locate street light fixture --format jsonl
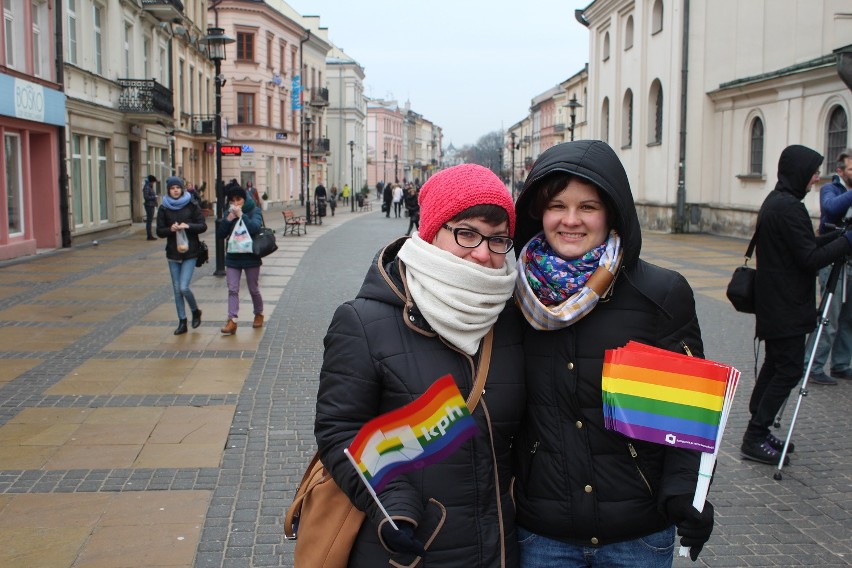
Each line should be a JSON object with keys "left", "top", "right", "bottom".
{"left": 348, "top": 140, "right": 355, "bottom": 212}
{"left": 200, "top": 26, "right": 235, "bottom": 277}
{"left": 393, "top": 154, "right": 398, "bottom": 183}
{"left": 303, "top": 116, "right": 315, "bottom": 223}
{"left": 382, "top": 149, "right": 387, "bottom": 186}
{"left": 566, "top": 95, "right": 582, "bottom": 142}
{"left": 509, "top": 132, "right": 517, "bottom": 200}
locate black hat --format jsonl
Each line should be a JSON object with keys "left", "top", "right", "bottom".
{"left": 147, "top": 175, "right": 158, "bottom": 183}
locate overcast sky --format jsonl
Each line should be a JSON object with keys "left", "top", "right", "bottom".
{"left": 286, "top": 1, "right": 591, "bottom": 147}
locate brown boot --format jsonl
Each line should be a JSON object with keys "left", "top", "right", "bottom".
{"left": 252, "top": 314, "right": 264, "bottom": 328}
{"left": 220, "top": 319, "right": 237, "bottom": 335}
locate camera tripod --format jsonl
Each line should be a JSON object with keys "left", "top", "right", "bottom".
{"left": 773, "top": 254, "right": 846, "bottom": 480}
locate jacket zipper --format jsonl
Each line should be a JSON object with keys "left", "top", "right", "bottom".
{"left": 680, "top": 341, "right": 693, "bottom": 357}
{"left": 627, "top": 443, "right": 653, "bottom": 495}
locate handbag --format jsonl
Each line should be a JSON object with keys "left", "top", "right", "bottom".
{"left": 252, "top": 227, "right": 278, "bottom": 257}
{"left": 726, "top": 226, "right": 758, "bottom": 314}
{"left": 226, "top": 217, "right": 253, "bottom": 254}
{"left": 195, "top": 241, "right": 209, "bottom": 267}
{"left": 284, "top": 329, "right": 495, "bottom": 568}
{"left": 381, "top": 202, "right": 389, "bottom": 213}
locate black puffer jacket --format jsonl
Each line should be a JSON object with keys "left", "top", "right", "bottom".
{"left": 512, "top": 140, "right": 704, "bottom": 545}
{"left": 155, "top": 200, "right": 206, "bottom": 261}
{"left": 315, "top": 237, "right": 524, "bottom": 567}
{"left": 754, "top": 145, "right": 850, "bottom": 340}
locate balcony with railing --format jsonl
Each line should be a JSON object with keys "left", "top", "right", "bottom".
{"left": 117, "top": 79, "right": 174, "bottom": 121}
{"left": 309, "top": 138, "right": 330, "bottom": 156}
{"left": 141, "top": 0, "right": 184, "bottom": 22}
{"left": 308, "top": 87, "right": 329, "bottom": 107}
{"left": 554, "top": 123, "right": 566, "bottom": 132}
{"left": 191, "top": 115, "right": 215, "bottom": 136}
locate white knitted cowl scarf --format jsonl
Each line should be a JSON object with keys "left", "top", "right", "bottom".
{"left": 396, "top": 233, "right": 517, "bottom": 355}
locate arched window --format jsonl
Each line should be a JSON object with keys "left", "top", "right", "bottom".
{"left": 750, "top": 117, "right": 764, "bottom": 175}
{"left": 622, "top": 89, "right": 633, "bottom": 148}
{"left": 601, "top": 97, "right": 610, "bottom": 143}
{"left": 652, "top": 0, "right": 664, "bottom": 34}
{"left": 603, "top": 32, "right": 610, "bottom": 61}
{"left": 648, "top": 80, "right": 663, "bottom": 144}
{"left": 625, "top": 15, "right": 634, "bottom": 50}
{"left": 827, "top": 106, "right": 849, "bottom": 172}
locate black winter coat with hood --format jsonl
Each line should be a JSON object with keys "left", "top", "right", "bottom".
{"left": 155, "top": 199, "right": 207, "bottom": 261}
{"left": 754, "top": 145, "right": 851, "bottom": 340}
{"left": 315, "top": 237, "right": 525, "bottom": 567}
{"left": 512, "top": 140, "right": 705, "bottom": 546}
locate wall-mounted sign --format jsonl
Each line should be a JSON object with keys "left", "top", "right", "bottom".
{"left": 241, "top": 145, "right": 255, "bottom": 153}
{"left": 275, "top": 132, "right": 287, "bottom": 140}
{"left": 220, "top": 145, "right": 242, "bottom": 156}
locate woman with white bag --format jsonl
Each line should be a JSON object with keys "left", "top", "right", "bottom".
{"left": 216, "top": 182, "right": 265, "bottom": 335}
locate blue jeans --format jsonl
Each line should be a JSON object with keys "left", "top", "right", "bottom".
{"left": 805, "top": 263, "right": 852, "bottom": 374}
{"left": 168, "top": 259, "right": 198, "bottom": 320}
{"left": 518, "top": 525, "right": 676, "bottom": 568}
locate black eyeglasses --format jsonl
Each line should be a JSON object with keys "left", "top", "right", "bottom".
{"left": 441, "top": 224, "right": 514, "bottom": 254}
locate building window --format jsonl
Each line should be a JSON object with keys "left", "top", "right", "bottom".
{"left": 601, "top": 97, "right": 610, "bottom": 143}
{"left": 97, "top": 138, "right": 108, "bottom": 221}
{"left": 67, "top": 0, "right": 77, "bottom": 64}
{"left": 71, "top": 135, "right": 83, "bottom": 226}
{"left": 266, "top": 35, "right": 273, "bottom": 69}
{"left": 750, "top": 117, "right": 764, "bottom": 175}
{"left": 267, "top": 95, "right": 272, "bottom": 126}
{"left": 124, "top": 23, "right": 131, "bottom": 77}
{"left": 93, "top": 5, "right": 103, "bottom": 74}
{"left": 237, "top": 32, "right": 254, "bottom": 61}
{"left": 178, "top": 60, "right": 185, "bottom": 110}
{"left": 5, "top": 133, "right": 23, "bottom": 235}
{"left": 625, "top": 15, "right": 634, "bottom": 50}
{"left": 32, "top": 1, "right": 49, "bottom": 77}
{"left": 603, "top": 31, "right": 610, "bottom": 61}
{"left": 827, "top": 106, "right": 848, "bottom": 173}
{"left": 652, "top": 0, "right": 664, "bottom": 34}
{"left": 622, "top": 89, "right": 633, "bottom": 148}
{"left": 143, "top": 37, "right": 150, "bottom": 79}
{"left": 70, "top": 134, "right": 111, "bottom": 228}
{"left": 4, "top": 0, "right": 15, "bottom": 68}
{"left": 648, "top": 80, "right": 663, "bottom": 144}
{"left": 237, "top": 93, "right": 255, "bottom": 124}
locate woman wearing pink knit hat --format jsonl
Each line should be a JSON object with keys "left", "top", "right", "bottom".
{"left": 314, "top": 163, "right": 525, "bottom": 566}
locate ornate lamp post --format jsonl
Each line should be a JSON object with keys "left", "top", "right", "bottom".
{"left": 348, "top": 140, "right": 356, "bottom": 212}
{"left": 566, "top": 95, "right": 582, "bottom": 142}
{"left": 382, "top": 149, "right": 387, "bottom": 186}
{"left": 201, "top": 27, "right": 235, "bottom": 277}
{"left": 509, "top": 132, "right": 517, "bottom": 200}
{"left": 393, "top": 154, "right": 398, "bottom": 183}
{"left": 303, "top": 116, "right": 314, "bottom": 223}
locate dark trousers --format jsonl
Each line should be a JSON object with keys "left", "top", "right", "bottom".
{"left": 384, "top": 201, "right": 392, "bottom": 217}
{"left": 394, "top": 202, "right": 402, "bottom": 218}
{"left": 145, "top": 204, "right": 155, "bottom": 237}
{"left": 745, "top": 335, "right": 805, "bottom": 442}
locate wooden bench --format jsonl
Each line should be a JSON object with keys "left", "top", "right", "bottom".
{"left": 282, "top": 210, "right": 305, "bottom": 236}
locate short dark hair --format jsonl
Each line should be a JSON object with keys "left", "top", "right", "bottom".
{"left": 449, "top": 204, "right": 509, "bottom": 228}
{"left": 837, "top": 149, "right": 852, "bottom": 170}
{"left": 528, "top": 172, "right": 617, "bottom": 231}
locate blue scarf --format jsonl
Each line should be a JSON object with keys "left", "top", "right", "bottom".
{"left": 162, "top": 192, "right": 191, "bottom": 210}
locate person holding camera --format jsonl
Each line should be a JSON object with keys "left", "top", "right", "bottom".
{"left": 805, "top": 149, "right": 852, "bottom": 385}
{"left": 742, "top": 145, "right": 852, "bottom": 465}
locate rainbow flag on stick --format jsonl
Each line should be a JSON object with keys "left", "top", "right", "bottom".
{"left": 344, "top": 374, "right": 478, "bottom": 495}
{"left": 601, "top": 341, "right": 740, "bottom": 558}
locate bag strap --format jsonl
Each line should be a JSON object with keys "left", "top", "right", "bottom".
{"left": 284, "top": 452, "right": 323, "bottom": 538}
{"left": 744, "top": 221, "right": 759, "bottom": 261}
{"left": 466, "top": 328, "right": 493, "bottom": 413}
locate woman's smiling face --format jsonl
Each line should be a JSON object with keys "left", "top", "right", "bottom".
{"left": 541, "top": 178, "right": 609, "bottom": 260}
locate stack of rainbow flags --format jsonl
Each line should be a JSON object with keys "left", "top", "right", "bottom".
{"left": 601, "top": 341, "right": 740, "bottom": 557}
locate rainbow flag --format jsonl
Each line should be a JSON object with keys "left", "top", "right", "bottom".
{"left": 602, "top": 341, "right": 739, "bottom": 453}
{"left": 345, "top": 374, "right": 478, "bottom": 493}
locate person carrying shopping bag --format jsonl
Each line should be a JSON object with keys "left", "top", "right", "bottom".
{"left": 216, "top": 183, "right": 265, "bottom": 335}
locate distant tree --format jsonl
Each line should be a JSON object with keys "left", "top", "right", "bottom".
{"left": 455, "top": 130, "right": 505, "bottom": 179}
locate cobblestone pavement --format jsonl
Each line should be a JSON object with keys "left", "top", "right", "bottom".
{"left": 0, "top": 203, "right": 849, "bottom": 567}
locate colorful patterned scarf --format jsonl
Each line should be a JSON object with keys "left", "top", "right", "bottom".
{"left": 515, "top": 231, "right": 623, "bottom": 330}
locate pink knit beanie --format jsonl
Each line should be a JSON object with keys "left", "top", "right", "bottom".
{"left": 418, "top": 163, "right": 515, "bottom": 243}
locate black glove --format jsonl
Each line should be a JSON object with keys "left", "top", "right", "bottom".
{"left": 666, "top": 495, "right": 714, "bottom": 562}
{"left": 380, "top": 520, "right": 426, "bottom": 557}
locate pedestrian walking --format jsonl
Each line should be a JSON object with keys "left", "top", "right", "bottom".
{"left": 392, "top": 183, "right": 404, "bottom": 218}
{"left": 143, "top": 175, "right": 158, "bottom": 240}
{"left": 743, "top": 144, "right": 852, "bottom": 464}
{"left": 155, "top": 176, "right": 206, "bottom": 335}
{"left": 315, "top": 163, "right": 523, "bottom": 567}
{"left": 329, "top": 186, "right": 338, "bottom": 216}
{"left": 404, "top": 185, "right": 420, "bottom": 236}
{"left": 216, "top": 183, "right": 265, "bottom": 335}
{"left": 342, "top": 183, "right": 351, "bottom": 206}
{"left": 512, "top": 140, "right": 713, "bottom": 565}
{"left": 383, "top": 183, "right": 393, "bottom": 217}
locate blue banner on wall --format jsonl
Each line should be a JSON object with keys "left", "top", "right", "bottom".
{"left": 0, "top": 76, "right": 65, "bottom": 126}
{"left": 292, "top": 75, "right": 302, "bottom": 110}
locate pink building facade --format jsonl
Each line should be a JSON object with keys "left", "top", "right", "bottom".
{"left": 367, "top": 102, "right": 404, "bottom": 188}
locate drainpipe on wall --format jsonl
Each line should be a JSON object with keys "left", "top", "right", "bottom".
{"left": 674, "top": 0, "right": 690, "bottom": 233}
{"left": 299, "top": 30, "right": 311, "bottom": 207}
{"left": 55, "top": 0, "right": 71, "bottom": 247}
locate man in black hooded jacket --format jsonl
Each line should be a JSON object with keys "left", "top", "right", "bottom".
{"left": 743, "top": 144, "right": 852, "bottom": 465}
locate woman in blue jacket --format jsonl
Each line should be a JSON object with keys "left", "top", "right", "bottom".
{"left": 216, "top": 184, "right": 265, "bottom": 334}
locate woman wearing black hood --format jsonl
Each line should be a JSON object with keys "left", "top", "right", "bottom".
{"left": 743, "top": 144, "right": 852, "bottom": 465}
{"left": 512, "top": 140, "right": 713, "bottom": 566}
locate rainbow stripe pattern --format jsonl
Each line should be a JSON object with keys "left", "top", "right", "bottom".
{"left": 602, "top": 341, "right": 740, "bottom": 453}
{"left": 346, "top": 374, "right": 478, "bottom": 493}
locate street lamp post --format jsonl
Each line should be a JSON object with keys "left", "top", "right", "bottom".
{"left": 382, "top": 149, "right": 387, "bottom": 186}
{"left": 303, "top": 116, "right": 314, "bottom": 223}
{"left": 348, "top": 140, "right": 355, "bottom": 212}
{"left": 393, "top": 154, "right": 398, "bottom": 183}
{"left": 566, "top": 95, "right": 582, "bottom": 142}
{"left": 201, "top": 27, "right": 235, "bottom": 277}
{"left": 510, "top": 132, "right": 517, "bottom": 200}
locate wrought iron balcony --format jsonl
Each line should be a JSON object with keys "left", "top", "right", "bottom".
{"left": 308, "top": 87, "right": 329, "bottom": 107}
{"left": 309, "top": 138, "right": 330, "bottom": 156}
{"left": 191, "top": 114, "right": 215, "bottom": 136}
{"left": 141, "top": 0, "right": 184, "bottom": 22}
{"left": 554, "top": 123, "right": 566, "bottom": 132}
{"left": 117, "top": 79, "right": 174, "bottom": 120}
